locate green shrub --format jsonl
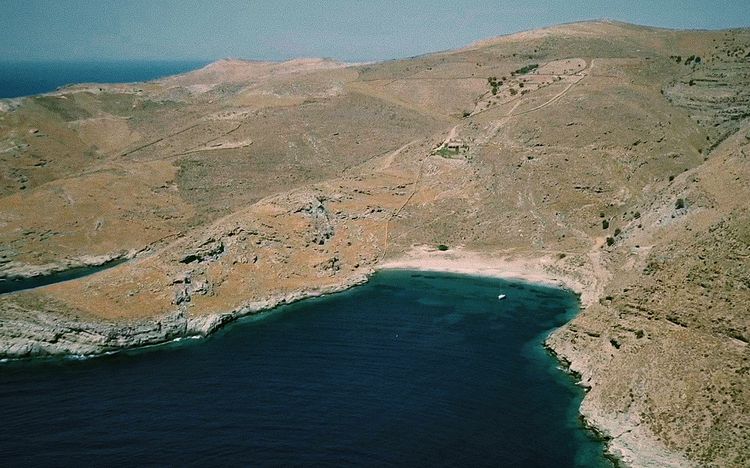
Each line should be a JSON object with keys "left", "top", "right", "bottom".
{"left": 514, "top": 64, "right": 539, "bottom": 75}
{"left": 675, "top": 198, "right": 685, "bottom": 209}
{"left": 602, "top": 219, "right": 609, "bottom": 229}
{"left": 437, "top": 244, "right": 449, "bottom": 251}
{"left": 606, "top": 237, "right": 615, "bottom": 246}
{"left": 614, "top": 228, "right": 622, "bottom": 236}
{"left": 435, "top": 147, "right": 459, "bottom": 157}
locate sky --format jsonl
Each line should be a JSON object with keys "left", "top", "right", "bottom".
{"left": 1, "top": 0, "right": 748, "bottom": 62}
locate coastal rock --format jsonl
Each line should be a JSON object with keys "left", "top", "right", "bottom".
{"left": 173, "top": 287, "right": 190, "bottom": 305}
{"left": 295, "top": 196, "right": 334, "bottom": 245}
{"left": 0, "top": 302, "right": 188, "bottom": 358}
{"left": 0, "top": 271, "right": 372, "bottom": 359}
{"left": 0, "top": 251, "right": 134, "bottom": 281}
{"left": 180, "top": 238, "right": 224, "bottom": 264}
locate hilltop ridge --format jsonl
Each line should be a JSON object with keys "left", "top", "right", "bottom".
{"left": 160, "top": 56, "right": 349, "bottom": 89}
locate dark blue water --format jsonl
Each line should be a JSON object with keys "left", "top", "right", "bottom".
{"left": 0, "top": 258, "right": 128, "bottom": 295}
{"left": 0, "top": 271, "right": 609, "bottom": 467}
{"left": 0, "top": 60, "right": 210, "bottom": 98}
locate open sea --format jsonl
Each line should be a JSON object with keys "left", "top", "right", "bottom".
{"left": 0, "top": 270, "right": 610, "bottom": 466}
{"left": 0, "top": 60, "right": 210, "bottom": 98}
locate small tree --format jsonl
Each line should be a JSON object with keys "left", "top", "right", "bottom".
{"left": 675, "top": 198, "right": 685, "bottom": 209}
{"left": 602, "top": 219, "right": 610, "bottom": 229}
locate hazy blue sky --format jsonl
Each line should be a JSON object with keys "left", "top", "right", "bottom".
{"left": 1, "top": 1, "right": 747, "bottom": 62}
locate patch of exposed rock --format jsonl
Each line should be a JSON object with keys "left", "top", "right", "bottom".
{"left": 0, "top": 251, "right": 135, "bottom": 281}
{"left": 0, "top": 271, "right": 370, "bottom": 359}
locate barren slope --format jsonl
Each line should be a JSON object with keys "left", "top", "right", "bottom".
{"left": 0, "top": 21, "right": 748, "bottom": 467}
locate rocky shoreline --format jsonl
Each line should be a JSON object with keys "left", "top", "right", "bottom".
{"left": 0, "top": 251, "right": 673, "bottom": 467}
{"left": 0, "top": 251, "right": 136, "bottom": 282}
{"left": 543, "top": 341, "right": 691, "bottom": 468}
{"left": 0, "top": 269, "right": 370, "bottom": 360}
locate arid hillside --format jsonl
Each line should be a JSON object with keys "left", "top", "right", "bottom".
{"left": 0, "top": 21, "right": 748, "bottom": 467}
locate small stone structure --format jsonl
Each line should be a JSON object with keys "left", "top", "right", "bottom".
{"left": 435, "top": 139, "right": 469, "bottom": 155}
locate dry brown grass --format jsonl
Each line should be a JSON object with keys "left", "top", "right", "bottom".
{"left": 1, "top": 20, "right": 748, "bottom": 466}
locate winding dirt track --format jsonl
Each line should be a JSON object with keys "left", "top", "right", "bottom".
{"left": 380, "top": 60, "right": 591, "bottom": 259}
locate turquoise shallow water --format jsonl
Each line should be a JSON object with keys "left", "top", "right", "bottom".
{"left": 0, "top": 270, "right": 610, "bottom": 466}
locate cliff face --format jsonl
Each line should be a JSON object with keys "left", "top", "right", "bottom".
{"left": 547, "top": 126, "right": 750, "bottom": 467}
{"left": 0, "top": 21, "right": 748, "bottom": 467}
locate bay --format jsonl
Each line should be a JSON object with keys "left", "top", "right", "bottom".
{"left": 0, "top": 270, "right": 610, "bottom": 467}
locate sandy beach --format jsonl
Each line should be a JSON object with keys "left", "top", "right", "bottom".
{"left": 378, "top": 245, "right": 589, "bottom": 300}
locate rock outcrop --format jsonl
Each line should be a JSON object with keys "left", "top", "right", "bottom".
{"left": 0, "top": 272, "right": 369, "bottom": 359}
